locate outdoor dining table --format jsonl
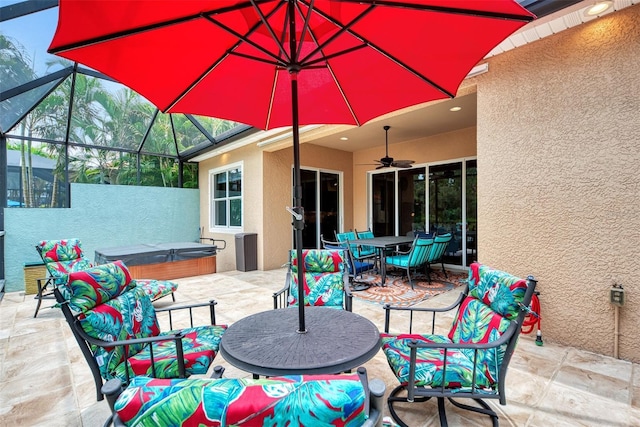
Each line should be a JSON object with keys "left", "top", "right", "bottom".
{"left": 351, "top": 235, "right": 416, "bottom": 285}
{"left": 219, "top": 306, "right": 381, "bottom": 377}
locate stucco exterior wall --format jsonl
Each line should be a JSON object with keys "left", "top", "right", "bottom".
{"left": 476, "top": 5, "right": 640, "bottom": 362}
{"left": 200, "top": 142, "right": 353, "bottom": 272}
{"left": 352, "top": 127, "right": 477, "bottom": 231}
{"left": 199, "top": 143, "right": 264, "bottom": 272}
{"left": 262, "top": 143, "right": 354, "bottom": 270}
{"left": 3, "top": 183, "right": 200, "bottom": 292}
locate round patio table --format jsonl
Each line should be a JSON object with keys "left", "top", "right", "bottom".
{"left": 219, "top": 306, "right": 381, "bottom": 377}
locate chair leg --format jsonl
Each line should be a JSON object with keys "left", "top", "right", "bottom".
{"left": 425, "top": 265, "right": 432, "bottom": 285}
{"left": 406, "top": 268, "right": 414, "bottom": 289}
{"left": 33, "top": 280, "right": 44, "bottom": 318}
{"left": 448, "top": 398, "right": 499, "bottom": 427}
{"left": 437, "top": 397, "right": 448, "bottom": 426}
{"left": 387, "top": 384, "right": 500, "bottom": 427}
{"left": 387, "top": 384, "right": 432, "bottom": 427}
{"left": 441, "top": 261, "right": 448, "bottom": 279}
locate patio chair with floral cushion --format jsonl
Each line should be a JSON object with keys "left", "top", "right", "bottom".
{"left": 34, "top": 238, "right": 178, "bottom": 317}
{"left": 53, "top": 260, "right": 227, "bottom": 401}
{"left": 273, "top": 249, "right": 353, "bottom": 311}
{"left": 380, "top": 262, "right": 537, "bottom": 426}
{"left": 101, "top": 367, "right": 385, "bottom": 427}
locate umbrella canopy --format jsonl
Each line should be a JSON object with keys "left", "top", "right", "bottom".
{"left": 49, "top": 0, "right": 534, "bottom": 332}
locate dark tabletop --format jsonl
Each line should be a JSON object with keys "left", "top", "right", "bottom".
{"left": 351, "top": 235, "right": 415, "bottom": 248}
{"left": 219, "top": 306, "right": 381, "bottom": 377}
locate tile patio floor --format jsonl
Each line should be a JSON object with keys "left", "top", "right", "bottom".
{"left": 1, "top": 268, "right": 639, "bottom": 426}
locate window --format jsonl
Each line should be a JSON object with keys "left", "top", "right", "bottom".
{"left": 209, "top": 164, "right": 242, "bottom": 231}
{"left": 369, "top": 158, "right": 477, "bottom": 266}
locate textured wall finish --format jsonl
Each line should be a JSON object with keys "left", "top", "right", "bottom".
{"left": 352, "top": 127, "right": 477, "bottom": 231}
{"left": 199, "top": 143, "right": 263, "bottom": 272}
{"left": 476, "top": 5, "right": 640, "bottom": 361}
{"left": 199, "top": 141, "right": 353, "bottom": 271}
{"left": 263, "top": 143, "right": 354, "bottom": 270}
{"left": 4, "top": 183, "right": 200, "bottom": 292}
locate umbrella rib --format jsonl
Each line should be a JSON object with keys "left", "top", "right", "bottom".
{"left": 306, "top": 3, "right": 455, "bottom": 98}
{"left": 165, "top": 4, "right": 286, "bottom": 111}
{"left": 48, "top": 1, "right": 269, "bottom": 54}
{"left": 201, "top": 14, "right": 287, "bottom": 68}
{"left": 297, "top": 1, "right": 375, "bottom": 66}
{"left": 337, "top": 0, "right": 534, "bottom": 22}
{"left": 293, "top": 0, "right": 315, "bottom": 63}
{"left": 302, "top": 16, "right": 361, "bottom": 126}
{"left": 265, "top": 68, "right": 279, "bottom": 129}
{"left": 367, "top": 41, "right": 455, "bottom": 98}
{"left": 250, "top": 0, "right": 292, "bottom": 63}
{"left": 304, "top": 44, "right": 367, "bottom": 67}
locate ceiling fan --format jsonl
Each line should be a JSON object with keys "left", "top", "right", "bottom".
{"left": 372, "top": 125, "right": 415, "bottom": 169}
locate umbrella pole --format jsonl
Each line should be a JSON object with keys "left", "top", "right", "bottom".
{"left": 291, "top": 70, "right": 306, "bottom": 334}
{"left": 288, "top": 1, "right": 306, "bottom": 334}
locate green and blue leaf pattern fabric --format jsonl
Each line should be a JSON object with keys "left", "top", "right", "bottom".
{"left": 448, "top": 298, "right": 510, "bottom": 383}
{"left": 289, "top": 250, "right": 345, "bottom": 308}
{"left": 80, "top": 285, "right": 161, "bottom": 379}
{"left": 467, "top": 263, "right": 527, "bottom": 320}
{"left": 134, "top": 278, "right": 179, "bottom": 301}
{"left": 381, "top": 262, "right": 527, "bottom": 392}
{"left": 68, "top": 261, "right": 134, "bottom": 312}
{"left": 112, "top": 325, "right": 227, "bottom": 381}
{"left": 380, "top": 333, "right": 494, "bottom": 389}
{"left": 115, "top": 374, "right": 367, "bottom": 426}
{"left": 36, "top": 238, "right": 94, "bottom": 295}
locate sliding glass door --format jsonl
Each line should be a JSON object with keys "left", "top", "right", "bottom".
{"left": 369, "top": 159, "right": 477, "bottom": 266}
{"left": 371, "top": 172, "right": 396, "bottom": 236}
{"left": 298, "top": 168, "right": 341, "bottom": 249}
{"left": 398, "top": 168, "right": 427, "bottom": 236}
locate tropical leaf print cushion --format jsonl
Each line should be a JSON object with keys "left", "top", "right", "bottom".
{"left": 67, "top": 260, "right": 134, "bottom": 312}
{"left": 115, "top": 373, "right": 367, "bottom": 426}
{"left": 380, "top": 333, "right": 493, "bottom": 389}
{"left": 79, "top": 285, "right": 160, "bottom": 379}
{"left": 288, "top": 250, "right": 345, "bottom": 308}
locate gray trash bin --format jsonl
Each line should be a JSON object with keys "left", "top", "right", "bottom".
{"left": 235, "top": 233, "right": 257, "bottom": 271}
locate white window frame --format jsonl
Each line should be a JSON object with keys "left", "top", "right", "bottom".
{"left": 209, "top": 162, "right": 243, "bottom": 233}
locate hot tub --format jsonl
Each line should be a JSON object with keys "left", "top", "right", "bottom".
{"left": 95, "top": 242, "right": 217, "bottom": 280}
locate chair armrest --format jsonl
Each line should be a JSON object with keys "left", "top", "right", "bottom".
{"left": 155, "top": 300, "right": 219, "bottom": 328}
{"left": 74, "top": 319, "right": 185, "bottom": 348}
{"left": 408, "top": 321, "right": 519, "bottom": 351}
{"left": 389, "top": 248, "right": 411, "bottom": 256}
{"left": 273, "top": 285, "right": 289, "bottom": 309}
{"left": 383, "top": 288, "right": 468, "bottom": 334}
{"left": 343, "top": 273, "right": 354, "bottom": 312}
{"left": 72, "top": 320, "right": 189, "bottom": 381}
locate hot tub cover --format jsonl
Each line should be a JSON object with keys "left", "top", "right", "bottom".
{"left": 95, "top": 242, "right": 216, "bottom": 266}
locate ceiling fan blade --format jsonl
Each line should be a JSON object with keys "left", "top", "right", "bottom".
{"left": 393, "top": 160, "right": 415, "bottom": 165}
{"left": 392, "top": 162, "right": 413, "bottom": 169}
{"left": 376, "top": 164, "right": 388, "bottom": 170}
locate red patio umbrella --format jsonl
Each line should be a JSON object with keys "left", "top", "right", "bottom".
{"left": 49, "top": 0, "right": 534, "bottom": 333}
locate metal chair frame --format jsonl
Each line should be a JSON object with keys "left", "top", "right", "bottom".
{"left": 382, "top": 272, "right": 538, "bottom": 426}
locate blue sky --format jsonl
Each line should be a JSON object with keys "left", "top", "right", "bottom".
{"left": 1, "top": 5, "right": 63, "bottom": 76}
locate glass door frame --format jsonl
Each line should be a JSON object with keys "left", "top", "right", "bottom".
{"left": 367, "top": 156, "right": 476, "bottom": 266}
{"left": 295, "top": 166, "right": 344, "bottom": 249}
